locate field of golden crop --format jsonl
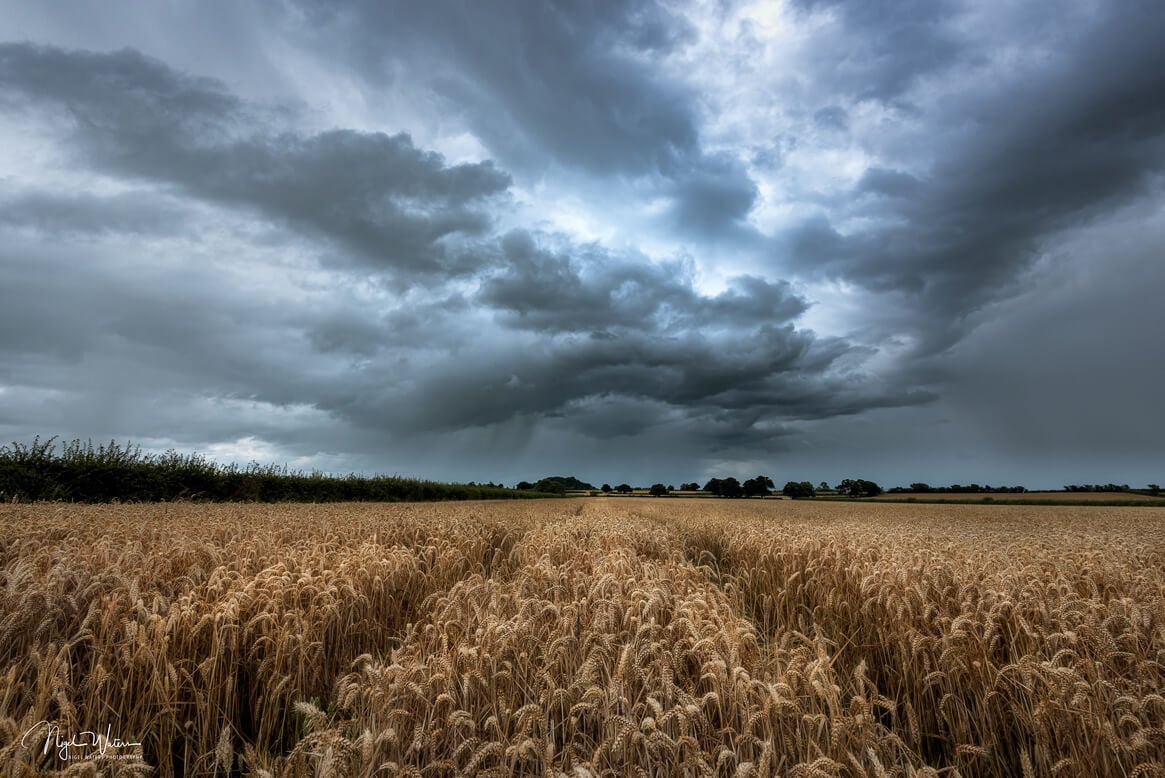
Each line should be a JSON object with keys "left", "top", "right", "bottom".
{"left": 2, "top": 499, "right": 1163, "bottom": 777}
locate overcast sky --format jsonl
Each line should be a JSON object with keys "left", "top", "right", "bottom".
{"left": 1, "top": 1, "right": 1162, "bottom": 489}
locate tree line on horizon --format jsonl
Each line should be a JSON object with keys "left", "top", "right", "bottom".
{"left": 888, "top": 483, "right": 1027, "bottom": 494}
{"left": 517, "top": 475, "right": 888, "bottom": 499}
{"left": 520, "top": 477, "right": 1164, "bottom": 499}
{"left": 889, "top": 483, "right": 1161, "bottom": 495}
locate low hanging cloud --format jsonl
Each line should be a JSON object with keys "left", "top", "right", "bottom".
{"left": 781, "top": 2, "right": 1165, "bottom": 353}
{"left": 0, "top": 42, "right": 511, "bottom": 276}
{"left": 305, "top": 229, "right": 935, "bottom": 443}
{"left": 480, "top": 230, "right": 806, "bottom": 334}
{"left": 311, "top": 320, "right": 931, "bottom": 446}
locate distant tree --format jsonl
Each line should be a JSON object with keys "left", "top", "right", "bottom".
{"left": 601, "top": 483, "right": 612, "bottom": 493}
{"left": 615, "top": 483, "right": 633, "bottom": 494}
{"left": 742, "top": 476, "right": 774, "bottom": 497}
{"left": 782, "top": 481, "right": 816, "bottom": 499}
{"left": 516, "top": 481, "right": 534, "bottom": 491}
{"left": 1149, "top": 483, "right": 1161, "bottom": 495}
{"left": 704, "top": 478, "right": 723, "bottom": 496}
{"left": 649, "top": 483, "right": 668, "bottom": 497}
{"left": 534, "top": 475, "right": 596, "bottom": 491}
{"left": 835, "top": 478, "right": 883, "bottom": 498}
{"left": 720, "top": 477, "right": 744, "bottom": 498}
{"left": 1066, "top": 483, "right": 1133, "bottom": 493}
{"left": 667, "top": 484, "right": 675, "bottom": 492}
{"left": 910, "top": 483, "right": 932, "bottom": 493}
{"left": 681, "top": 482, "right": 701, "bottom": 492}
{"left": 819, "top": 481, "right": 830, "bottom": 492}
{"left": 534, "top": 478, "right": 567, "bottom": 495}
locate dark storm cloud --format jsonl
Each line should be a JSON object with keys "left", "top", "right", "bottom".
{"left": 786, "top": 2, "right": 1165, "bottom": 352}
{"left": 3, "top": 1, "right": 1160, "bottom": 487}
{"left": 0, "top": 189, "right": 188, "bottom": 236}
{"left": 0, "top": 242, "right": 301, "bottom": 397}
{"left": 0, "top": 42, "right": 510, "bottom": 275}
{"left": 303, "top": 313, "right": 390, "bottom": 358}
{"left": 0, "top": 238, "right": 409, "bottom": 458}
{"left": 0, "top": 38, "right": 897, "bottom": 464}
{"left": 283, "top": 0, "right": 757, "bottom": 239}
{"left": 295, "top": 228, "right": 934, "bottom": 446}
{"left": 789, "top": 0, "right": 963, "bottom": 102}
{"left": 0, "top": 41, "right": 240, "bottom": 122}
{"left": 854, "top": 168, "right": 919, "bottom": 200}
{"left": 669, "top": 153, "right": 759, "bottom": 236}
{"left": 315, "top": 322, "right": 930, "bottom": 448}
{"left": 481, "top": 230, "right": 805, "bottom": 334}
{"left": 0, "top": 204, "right": 907, "bottom": 465}
{"left": 302, "top": 293, "right": 472, "bottom": 357}
{"left": 888, "top": 204, "right": 1165, "bottom": 488}
{"left": 288, "top": 1, "right": 696, "bottom": 175}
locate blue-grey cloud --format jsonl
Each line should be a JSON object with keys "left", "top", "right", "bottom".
{"left": 784, "top": 2, "right": 1165, "bottom": 352}
{"left": 281, "top": 0, "right": 758, "bottom": 240}
{"left": 480, "top": 230, "right": 805, "bottom": 335}
{"left": 790, "top": 0, "right": 962, "bottom": 102}
{"left": 0, "top": 188, "right": 188, "bottom": 236}
{"left": 1, "top": 0, "right": 1162, "bottom": 487}
{"left": 0, "top": 42, "right": 511, "bottom": 276}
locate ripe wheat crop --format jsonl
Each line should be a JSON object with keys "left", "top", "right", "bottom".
{"left": 1, "top": 499, "right": 1163, "bottom": 776}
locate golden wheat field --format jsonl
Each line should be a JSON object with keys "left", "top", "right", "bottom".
{"left": 1, "top": 499, "right": 1164, "bottom": 777}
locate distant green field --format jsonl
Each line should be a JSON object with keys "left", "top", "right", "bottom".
{"left": 864, "top": 491, "right": 1165, "bottom": 507}
{"left": 564, "top": 489, "right": 1165, "bottom": 506}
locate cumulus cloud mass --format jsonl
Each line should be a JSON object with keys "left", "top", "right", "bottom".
{"left": 1, "top": 1, "right": 1162, "bottom": 487}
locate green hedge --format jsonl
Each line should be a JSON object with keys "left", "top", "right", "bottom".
{"left": 0, "top": 437, "right": 557, "bottom": 503}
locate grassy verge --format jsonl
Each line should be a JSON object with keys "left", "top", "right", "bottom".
{"left": 0, "top": 436, "right": 558, "bottom": 503}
